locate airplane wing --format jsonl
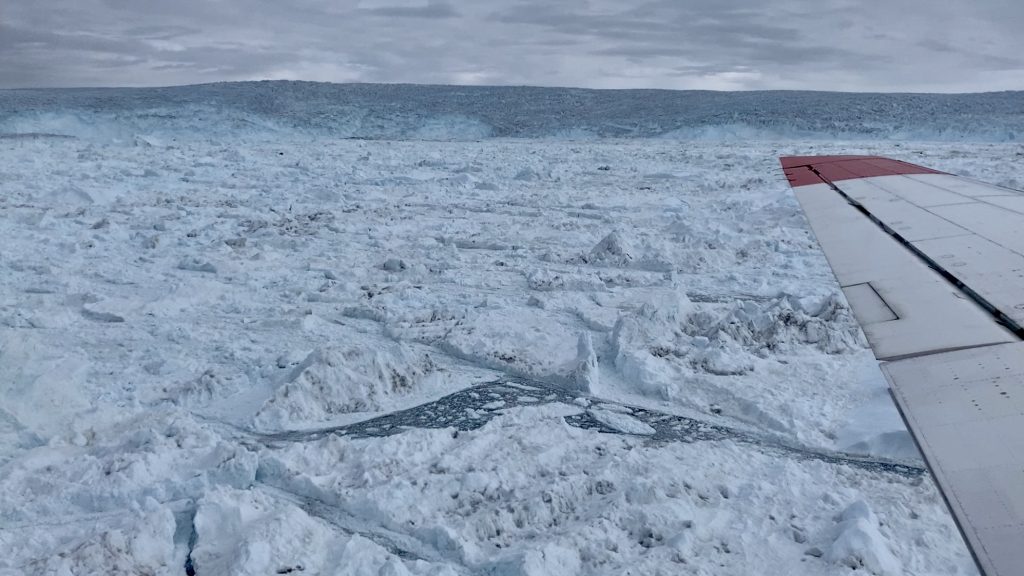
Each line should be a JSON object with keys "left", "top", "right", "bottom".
{"left": 780, "top": 155, "right": 1024, "bottom": 576}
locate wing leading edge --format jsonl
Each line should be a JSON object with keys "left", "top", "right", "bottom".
{"left": 780, "top": 155, "right": 1024, "bottom": 576}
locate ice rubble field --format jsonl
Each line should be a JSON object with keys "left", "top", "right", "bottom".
{"left": 3, "top": 87, "right": 1024, "bottom": 575}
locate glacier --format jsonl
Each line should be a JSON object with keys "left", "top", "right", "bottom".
{"left": 1, "top": 81, "right": 1023, "bottom": 143}
{"left": 0, "top": 82, "right": 1008, "bottom": 575}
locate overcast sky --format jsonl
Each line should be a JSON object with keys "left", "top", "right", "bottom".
{"left": 2, "top": 0, "right": 1023, "bottom": 92}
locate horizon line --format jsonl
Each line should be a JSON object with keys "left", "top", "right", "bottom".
{"left": 2, "top": 78, "right": 1021, "bottom": 97}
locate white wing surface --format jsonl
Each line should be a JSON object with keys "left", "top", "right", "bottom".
{"left": 781, "top": 155, "right": 1024, "bottom": 576}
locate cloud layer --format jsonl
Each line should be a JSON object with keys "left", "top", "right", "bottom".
{"left": 2, "top": 0, "right": 1023, "bottom": 91}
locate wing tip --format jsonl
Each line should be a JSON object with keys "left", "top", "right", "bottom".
{"left": 779, "top": 155, "right": 946, "bottom": 188}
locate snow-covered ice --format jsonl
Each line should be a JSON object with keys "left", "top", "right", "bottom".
{"left": 3, "top": 84, "right": 1018, "bottom": 575}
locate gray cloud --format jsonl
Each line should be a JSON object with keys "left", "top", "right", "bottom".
{"left": 361, "top": 3, "right": 460, "bottom": 19}
{"left": 0, "top": 0, "right": 1022, "bottom": 91}
{"left": 121, "top": 25, "right": 203, "bottom": 40}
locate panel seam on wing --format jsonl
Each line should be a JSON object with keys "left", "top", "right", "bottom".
{"left": 810, "top": 166, "right": 1024, "bottom": 343}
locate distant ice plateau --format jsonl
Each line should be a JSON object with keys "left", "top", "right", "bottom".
{"left": 1, "top": 81, "right": 1023, "bottom": 143}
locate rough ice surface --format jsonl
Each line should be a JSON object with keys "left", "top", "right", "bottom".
{"left": 587, "top": 408, "right": 657, "bottom": 435}
{"left": 0, "top": 83, "right": 1010, "bottom": 575}
{"left": 825, "top": 501, "right": 903, "bottom": 576}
